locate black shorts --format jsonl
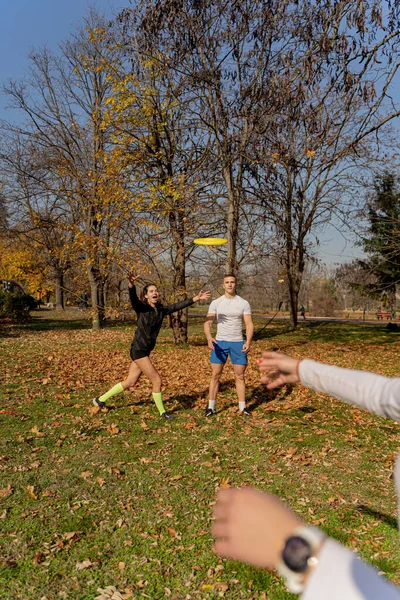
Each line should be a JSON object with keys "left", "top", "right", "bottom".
{"left": 130, "top": 347, "right": 152, "bottom": 361}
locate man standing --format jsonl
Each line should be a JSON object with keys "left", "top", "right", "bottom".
{"left": 204, "top": 274, "right": 254, "bottom": 417}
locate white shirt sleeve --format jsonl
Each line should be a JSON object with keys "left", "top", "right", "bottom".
{"left": 298, "top": 360, "right": 400, "bottom": 422}
{"left": 207, "top": 300, "right": 217, "bottom": 315}
{"left": 302, "top": 538, "right": 400, "bottom": 599}
{"left": 243, "top": 300, "right": 252, "bottom": 314}
{"left": 298, "top": 358, "right": 400, "bottom": 599}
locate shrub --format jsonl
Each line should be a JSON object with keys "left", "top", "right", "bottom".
{"left": 0, "top": 289, "right": 32, "bottom": 320}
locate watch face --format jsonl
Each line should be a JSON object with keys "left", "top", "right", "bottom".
{"left": 282, "top": 536, "right": 312, "bottom": 573}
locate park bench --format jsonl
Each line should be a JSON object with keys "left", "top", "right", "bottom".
{"left": 376, "top": 310, "right": 394, "bottom": 321}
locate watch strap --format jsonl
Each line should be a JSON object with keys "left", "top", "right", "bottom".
{"left": 277, "top": 526, "right": 326, "bottom": 593}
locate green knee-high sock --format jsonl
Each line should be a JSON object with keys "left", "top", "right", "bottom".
{"left": 152, "top": 391, "right": 166, "bottom": 415}
{"left": 99, "top": 382, "right": 124, "bottom": 404}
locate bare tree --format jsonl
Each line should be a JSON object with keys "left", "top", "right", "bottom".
{"left": 244, "top": 0, "right": 400, "bottom": 326}
{"left": 122, "top": 0, "right": 281, "bottom": 273}
{"left": 121, "top": 0, "right": 400, "bottom": 329}
{"left": 1, "top": 10, "right": 132, "bottom": 328}
{"left": 0, "top": 134, "right": 76, "bottom": 308}
{"left": 105, "top": 23, "right": 216, "bottom": 342}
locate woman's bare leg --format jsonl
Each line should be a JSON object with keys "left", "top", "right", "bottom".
{"left": 93, "top": 361, "right": 142, "bottom": 407}
{"left": 133, "top": 357, "right": 162, "bottom": 392}
{"left": 121, "top": 361, "right": 142, "bottom": 390}
{"left": 133, "top": 357, "right": 174, "bottom": 418}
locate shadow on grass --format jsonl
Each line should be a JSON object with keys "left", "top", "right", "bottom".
{"left": 18, "top": 316, "right": 137, "bottom": 332}
{"left": 254, "top": 319, "right": 338, "bottom": 342}
{"left": 297, "top": 405, "right": 317, "bottom": 414}
{"left": 0, "top": 325, "right": 21, "bottom": 338}
{"left": 20, "top": 317, "right": 91, "bottom": 331}
{"left": 254, "top": 319, "right": 400, "bottom": 346}
{"left": 189, "top": 338, "right": 209, "bottom": 347}
{"left": 171, "top": 378, "right": 245, "bottom": 410}
{"left": 253, "top": 325, "right": 295, "bottom": 341}
{"left": 247, "top": 384, "right": 293, "bottom": 411}
{"left": 169, "top": 393, "right": 200, "bottom": 409}
{"left": 356, "top": 505, "right": 398, "bottom": 530}
{"left": 171, "top": 379, "right": 306, "bottom": 413}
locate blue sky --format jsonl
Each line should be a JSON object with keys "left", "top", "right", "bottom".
{"left": 0, "top": 1, "right": 398, "bottom": 266}
{"left": 0, "top": 1, "right": 118, "bottom": 92}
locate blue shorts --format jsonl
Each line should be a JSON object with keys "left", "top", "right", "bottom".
{"left": 210, "top": 340, "right": 248, "bottom": 365}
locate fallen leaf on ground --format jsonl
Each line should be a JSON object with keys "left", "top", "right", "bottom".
{"left": 76, "top": 559, "right": 92, "bottom": 570}
{"left": 33, "top": 552, "right": 44, "bottom": 565}
{"left": 107, "top": 424, "right": 119, "bottom": 435}
{"left": 0, "top": 485, "right": 12, "bottom": 498}
{"left": 26, "top": 485, "right": 38, "bottom": 499}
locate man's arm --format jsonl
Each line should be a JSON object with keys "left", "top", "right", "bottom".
{"left": 302, "top": 538, "right": 400, "bottom": 600}
{"left": 243, "top": 313, "right": 254, "bottom": 353}
{"left": 213, "top": 487, "right": 400, "bottom": 600}
{"left": 204, "top": 314, "right": 216, "bottom": 351}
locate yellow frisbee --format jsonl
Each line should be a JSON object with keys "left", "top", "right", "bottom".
{"left": 193, "top": 237, "right": 228, "bottom": 246}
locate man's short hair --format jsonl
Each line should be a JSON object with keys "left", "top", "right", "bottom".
{"left": 223, "top": 273, "right": 236, "bottom": 280}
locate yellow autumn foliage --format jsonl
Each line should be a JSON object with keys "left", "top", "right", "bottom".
{"left": 0, "top": 237, "right": 50, "bottom": 296}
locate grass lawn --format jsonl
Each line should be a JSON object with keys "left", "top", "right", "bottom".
{"left": 1, "top": 311, "right": 400, "bottom": 599}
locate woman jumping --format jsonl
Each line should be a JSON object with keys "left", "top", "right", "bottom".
{"left": 92, "top": 273, "right": 211, "bottom": 420}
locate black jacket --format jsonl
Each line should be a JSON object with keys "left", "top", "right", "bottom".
{"left": 129, "top": 285, "right": 194, "bottom": 352}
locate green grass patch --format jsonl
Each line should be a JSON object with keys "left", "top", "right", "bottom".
{"left": 0, "top": 312, "right": 399, "bottom": 598}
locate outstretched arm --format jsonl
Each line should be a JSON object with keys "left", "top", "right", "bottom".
{"left": 257, "top": 352, "right": 301, "bottom": 389}
{"left": 163, "top": 289, "right": 211, "bottom": 316}
{"left": 257, "top": 351, "right": 400, "bottom": 422}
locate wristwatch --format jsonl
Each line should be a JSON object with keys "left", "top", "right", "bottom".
{"left": 277, "top": 526, "right": 326, "bottom": 593}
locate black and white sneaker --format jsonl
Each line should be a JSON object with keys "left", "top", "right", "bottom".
{"left": 161, "top": 411, "right": 175, "bottom": 420}
{"left": 205, "top": 408, "right": 216, "bottom": 417}
{"left": 92, "top": 397, "right": 106, "bottom": 409}
{"left": 240, "top": 408, "right": 252, "bottom": 417}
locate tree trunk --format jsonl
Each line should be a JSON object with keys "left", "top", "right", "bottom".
{"left": 116, "top": 279, "right": 122, "bottom": 308}
{"left": 102, "top": 282, "right": 108, "bottom": 312}
{"left": 286, "top": 246, "right": 305, "bottom": 328}
{"left": 169, "top": 207, "right": 188, "bottom": 344}
{"left": 224, "top": 165, "right": 239, "bottom": 274}
{"left": 88, "top": 266, "right": 103, "bottom": 331}
{"left": 288, "top": 279, "right": 299, "bottom": 328}
{"left": 170, "top": 308, "right": 189, "bottom": 344}
{"left": 55, "top": 272, "right": 64, "bottom": 310}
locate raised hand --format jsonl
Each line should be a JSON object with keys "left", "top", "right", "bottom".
{"left": 127, "top": 272, "right": 140, "bottom": 287}
{"left": 256, "top": 351, "right": 301, "bottom": 389}
{"left": 194, "top": 289, "right": 211, "bottom": 302}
